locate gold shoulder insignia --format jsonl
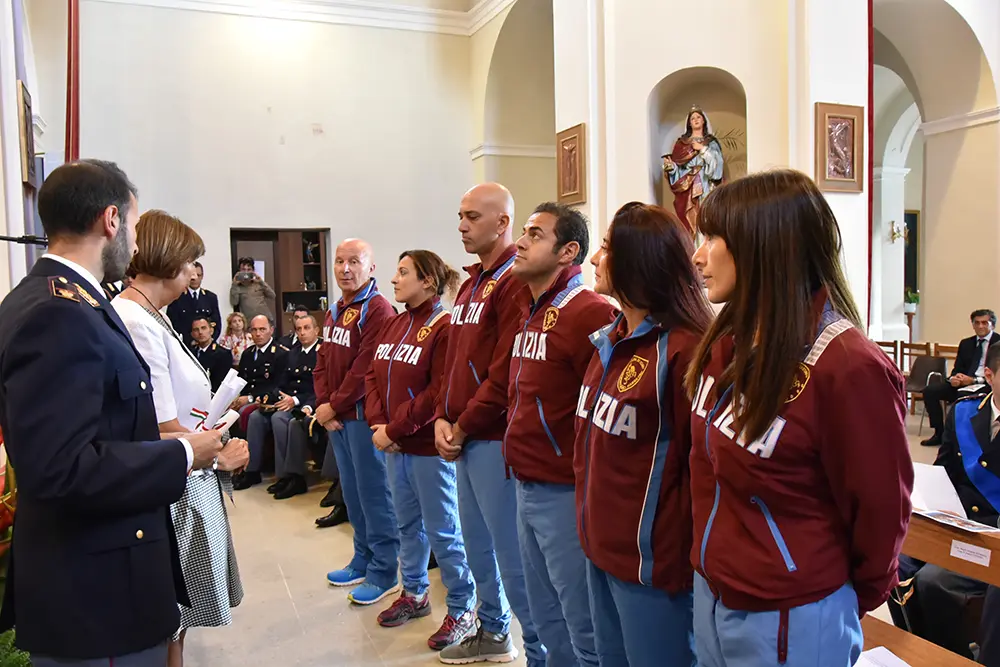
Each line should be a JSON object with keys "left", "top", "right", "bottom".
{"left": 73, "top": 283, "right": 101, "bottom": 308}
{"left": 49, "top": 277, "right": 80, "bottom": 303}
{"left": 212, "top": 343, "right": 218, "bottom": 351}
{"left": 974, "top": 392, "right": 993, "bottom": 410}
{"left": 279, "top": 344, "right": 290, "bottom": 351}
{"left": 270, "top": 345, "right": 277, "bottom": 354}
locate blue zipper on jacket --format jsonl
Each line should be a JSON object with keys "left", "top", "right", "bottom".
{"left": 386, "top": 312, "right": 415, "bottom": 413}
{"left": 444, "top": 271, "right": 488, "bottom": 421}
{"left": 751, "top": 496, "right": 798, "bottom": 572}
{"left": 535, "top": 398, "right": 562, "bottom": 456}
{"left": 698, "top": 384, "right": 733, "bottom": 588}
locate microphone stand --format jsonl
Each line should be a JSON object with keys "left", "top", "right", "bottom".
{"left": 0, "top": 235, "right": 48, "bottom": 246}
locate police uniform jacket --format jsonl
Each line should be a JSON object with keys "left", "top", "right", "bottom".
{"left": 193, "top": 341, "right": 233, "bottom": 393}
{"left": 278, "top": 342, "right": 320, "bottom": 409}
{"left": 237, "top": 338, "right": 289, "bottom": 405}
{"left": 167, "top": 288, "right": 222, "bottom": 345}
{"left": 939, "top": 393, "right": 1000, "bottom": 527}
{"left": 0, "top": 257, "right": 190, "bottom": 659}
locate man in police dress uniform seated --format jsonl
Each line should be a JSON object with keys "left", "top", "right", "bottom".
{"left": 191, "top": 316, "right": 233, "bottom": 392}
{"left": 0, "top": 160, "right": 223, "bottom": 666}
{"left": 167, "top": 260, "right": 222, "bottom": 346}
{"left": 894, "top": 343, "right": 1000, "bottom": 664}
{"left": 279, "top": 305, "right": 309, "bottom": 350}
{"left": 232, "top": 313, "right": 288, "bottom": 487}
{"left": 245, "top": 314, "right": 322, "bottom": 497}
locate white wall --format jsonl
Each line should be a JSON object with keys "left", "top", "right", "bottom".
{"left": 76, "top": 1, "right": 474, "bottom": 306}
{"left": 904, "top": 133, "right": 923, "bottom": 212}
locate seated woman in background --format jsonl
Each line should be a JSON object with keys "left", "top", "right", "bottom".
{"left": 575, "top": 202, "right": 712, "bottom": 667}
{"left": 218, "top": 311, "right": 252, "bottom": 368}
{"left": 685, "top": 169, "right": 913, "bottom": 667}
{"left": 113, "top": 210, "right": 250, "bottom": 667}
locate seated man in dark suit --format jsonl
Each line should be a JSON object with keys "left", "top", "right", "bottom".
{"left": 0, "top": 160, "right": 222, "bottom": 666}
{"left": 231, "top": 314, "right": 288, "bottom": 478}
{"left": 922, "top": 309, "right": 1000, "bottom": 446}
{"left": 167, "top": 260, "right": 222, "bottom": 346}
{"left": 243, "top": 314, "right": 322, "bottom": 496}
{"left": 278, "top": 305, "right": 309, "bottom": 350}
{"left": 191, "top": 317, "right": 232, "bottom": 392}
{"left": 895, "top": 343, "right": 1000, "bottom": 664}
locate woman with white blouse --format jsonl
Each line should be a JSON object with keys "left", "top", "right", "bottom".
{"left": 113, "top": 210, "right": 250, "bottom": 667}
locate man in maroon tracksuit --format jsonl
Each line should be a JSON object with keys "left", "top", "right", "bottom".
{"left": 314, "top": 238, "right": 400, "bottom": 606}
{"left": 433, "top": 184, "right": 542, "bottom": 665}
{"left": 505, "top": 203, "right": 616, "bottom": 667}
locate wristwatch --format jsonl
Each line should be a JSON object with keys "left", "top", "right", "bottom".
{"left": 212, "top": 456, "right": 219, "bottom": 471}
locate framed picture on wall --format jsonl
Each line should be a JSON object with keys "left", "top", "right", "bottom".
{"left": 556, "top": 123, "right": 587, "bottom": 205}
{"left": 16, "top": 81, "right": 36, "bottom": 187}
{"left": 814, "top": 102, "right": 864, "bottom": 193}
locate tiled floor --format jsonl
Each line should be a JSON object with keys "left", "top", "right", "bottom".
{"left": 186, "top": 413, "right": 936, "bottom": 665}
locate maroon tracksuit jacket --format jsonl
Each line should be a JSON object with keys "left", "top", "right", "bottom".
{"left": 314, "top": 279, "right": 393, "bottom": 421}
{"left": 504, "top": 266, "right": 616, "bottom": 484}
{"left": 436, "top": 245, "right": 520, "bottom": 443}
{"left": 365, "top": 297, "right": 450, "bottom": 456}
{"left": 689, "top": 294, "right": 913, "bottom": 615}
{"left": 574, "top": 315, "right": 701, "bottom": 593}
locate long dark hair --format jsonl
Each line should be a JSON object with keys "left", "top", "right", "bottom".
{"left": 607, "top": 202, "right": 713, "bottom": 334}
{"left": 684, "top": 169, "right": 862, "bottom": 444}
{"left": 399, "top": 250, "right": 461, "bottom": 299}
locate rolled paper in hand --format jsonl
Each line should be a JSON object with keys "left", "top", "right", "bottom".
{"left": 201, "top": 370, "right": 248, "bottom": 431}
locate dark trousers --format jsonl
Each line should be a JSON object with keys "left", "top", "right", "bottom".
{"left": 899, "top": 555, "right": 999, "bottom": 664}
{"left": 924, "top": 382, "right": 960, "bottom": 433}
{"left": 32, "top": 644, "right": 168, "bottom": 666}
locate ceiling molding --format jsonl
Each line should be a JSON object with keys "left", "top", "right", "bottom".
{"left": 467, "top": 0, "right": 515, "bottom": 35}
{"left": 469, "top": 143, "right": 556, "bottom": 160}
{"left": 85, "top": 0, "right": 513, "bottom": 35}
{"left": 920, "top": 107, "right": 1000, "bottom": 137}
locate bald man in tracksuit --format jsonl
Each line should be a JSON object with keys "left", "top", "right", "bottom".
{"left": 434, "top": 183, "right": 543, "bottom": 666}
{"left": 504, "top": 204, "right": 616, "bottom": 667}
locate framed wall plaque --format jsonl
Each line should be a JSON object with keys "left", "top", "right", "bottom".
{"left": 16, "top": 81, "right": 36, "bottom": 186}
{"left": 556, "top": 123, "right": 587, "bottom": 205}
{"left": 814, "top": 102, "right": 864, "bottom": 193}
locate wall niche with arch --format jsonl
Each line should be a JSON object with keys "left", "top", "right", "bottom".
{"left": 647, "top": 67, "right": 747, "bottom": 232}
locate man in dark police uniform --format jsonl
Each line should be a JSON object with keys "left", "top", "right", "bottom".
{"left": 0, "top": 160, "right": 223, "bottom": 666}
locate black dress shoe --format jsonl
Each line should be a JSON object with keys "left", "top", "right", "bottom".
{"left": 315, "top": 504, "right": 349, "bottom": 528}
{"left": 274, "top": 475, "right": 308, "bottom": 500}
{"left": 319, "top": 483, "right": 342, "bottom": 508}
{"left": 267, "top": 477, "right": 291, "bottom": 495}
{"left": 428, "top": 552, "right": 439, "bottom": 571}
{"left": 921, "top": 434, "right": 943, "bottom": 447}
{"left": 233, "top": 470, "right": 262, "bottom": 490}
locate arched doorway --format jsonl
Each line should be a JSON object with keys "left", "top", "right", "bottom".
{"left": 873, "top": 0, "right": 998, "bottom": 343}
{"left": 481, "top": 0, "right": 556, "bottom": 226}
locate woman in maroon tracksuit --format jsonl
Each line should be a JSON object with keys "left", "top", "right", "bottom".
{"left": 364, "top": 250, "right": 478, "bottom": 651}
{"left": 574, "top": 202, "right": 713, "bottom": 667}
{"left": 685, "top": 170, "right": 913, "bottom": 667}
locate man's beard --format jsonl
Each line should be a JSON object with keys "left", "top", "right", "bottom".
{"left": 101, "top": 222, "right": 132, "bottom": 282}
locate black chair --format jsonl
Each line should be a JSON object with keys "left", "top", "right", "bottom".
{"left": 906, "top": 355, "right": 947, "bottom": 435}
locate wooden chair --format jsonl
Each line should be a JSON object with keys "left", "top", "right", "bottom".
{"left": 901, "top": 342, "right": 934, "bottom": 416}
{"left": 876, "top": 340, "right": 901, "bottom": 366}
{"left": 862, "top": 515, "right": 1000, "bottom": 665}
{"left": 935, "top": 343, "right": 961, "bottom": 375}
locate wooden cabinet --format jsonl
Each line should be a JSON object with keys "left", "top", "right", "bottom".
{"left": 278, "top": 232, "right": 306, "bottom": 291}
{"left": 275, "top": 230, "right": 329, "bottom": 335}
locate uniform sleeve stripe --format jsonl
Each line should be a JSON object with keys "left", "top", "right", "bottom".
{"left": 425, "top": 309, "right": 450, "bottom": 328}
{"left": 804, "top": 318, "right": 853, "bottom": 366}
{"left": 493, "top": 255, "right": 517, "bottom": 280}
{"left": 555, "top": 284, "right": 589, "bottom": 309}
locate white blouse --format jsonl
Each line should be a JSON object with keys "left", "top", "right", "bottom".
{"left": 113, "top": 297, "right": 212, "bottom": 431}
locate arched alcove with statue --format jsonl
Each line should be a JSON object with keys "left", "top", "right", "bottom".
{"left": 647, "top": 67, "right": 747, "bottom": 238}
